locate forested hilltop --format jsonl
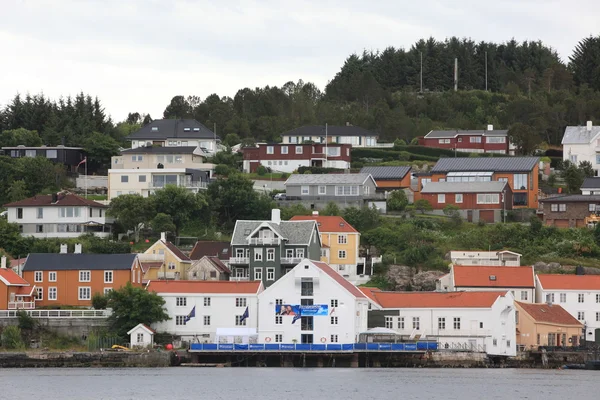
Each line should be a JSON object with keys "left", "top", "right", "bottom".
{"left": 1, "top": 35, "right": 600, "bottom": 154}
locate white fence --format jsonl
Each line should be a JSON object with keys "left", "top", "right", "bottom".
{"left": 0, "top": 309, "right": 111, "bottom": 318}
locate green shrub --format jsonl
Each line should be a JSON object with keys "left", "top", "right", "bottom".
{"left": 17, "top": 311, "right": 36, "bottom": 332}
{"left": 92, "top": 293, "right": 109, "bottom": 310}
{"left": 297, "top": 166, "right": 343, "bottom": 174}
{"left": 387, "top": 190, "right": 409, "bottom": 211}
{"left": 414, "top": 199, "right": 433, "bottom": 214}
{"left": 256, "top": 165, "right": 268, "bottom": 176}
{"left": 1, "top": 326, "right": 25, "bottom": 349}
{"left": 214, "top": 164, "right": 231, "bottom": 176}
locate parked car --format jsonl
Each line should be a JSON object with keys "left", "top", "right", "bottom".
{"left": 273, "top": 193, "right": 287, "bottom": 200}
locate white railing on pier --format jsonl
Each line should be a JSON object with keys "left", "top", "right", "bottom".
{"left": 7, "top": 301, "right": 36, "bottom": 310}
{"left": 0, "top": 309, "right": 112, "bottom": 318}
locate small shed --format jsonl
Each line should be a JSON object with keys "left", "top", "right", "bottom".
{"left": 127, "top": 323, "right": 155, "bottom": 348}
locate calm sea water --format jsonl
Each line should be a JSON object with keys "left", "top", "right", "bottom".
{"left": 0, "top": 367, "right": 595, "bottom": 399}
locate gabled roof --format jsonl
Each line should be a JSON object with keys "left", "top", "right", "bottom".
{"left": 425, "top": 129, "right": 508, "bottom": 139}
{"left": 231, "top": 220, "right": 317, "bottom": 246}
{"left": 22, "top": 253, "right": 137, "bottom": 271}
{"left": 561, "top": 125, "right": 600, "bottom": 145}
{"left": 581, "top": 177, "right": 600, "bottom": 189}
{"left": 421, "top": 181, "right": 508, "bottom": 194}
{"left": 516, "top": 302, "right": 582, "bottom": 327}
{"left": 126, "top": 119, "right": 219, "bottom": 140}
{"left": 311, "top": 261, "right": 366, "bottom": 299}
{"left": 452, "top": 265, "right": 535, "bottom": 288}
{"left": 281, "top": 125, "right": 379, "bottom": 138}
{"left": 537, "top": 274, "right": 600, "bottom": 291}
{"left": 146, "top": 280, "right": 262, "bottom": 294}
{"left": 0, "top": 268, "right": 29, "bottom": 286}
{"left": 290, "top": 215, "right": 358, "bottom": 233}
{"left": 431, "top": 157, "right": 539, "bottom": 173}
{"left": 189, "top": 241, "right": 231, "bottom": 260}
{"left": 127, "top": 323, "right": 156, "bottom": 335}
{"left": 160, "top": 240, "right": 191, "bottom": 262}
{"left": 365, "top": 290, "right": 507, "bottom": 309}
{"left": 285, "top": 173, "right": 374, "bottom": 186}
{"left": 4, "top": 193, "right": 107, "bottom": 208}
{"left": 140, "top": 261, "right": 162, "bottom": 274}
{"left": 205, "top": 256, "right": 231, "bottom": 274}
{"left": 360, "top": 166, "right": 411, "bottom": 180}
{"left": 540, "top": 194, "right": 600, "bottom": 203}
{"left": 16, "top": 285, "right": 36, "bottom": 296}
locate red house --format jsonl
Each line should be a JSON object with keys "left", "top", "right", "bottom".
{"left": 418, "top": 125, "right": 510, "bottom": 154}
{"left": 242, "top": 143, "right": 351, "bottom": 173}
{"left": 420, "top": 181, "right": 512, "bottom": 223}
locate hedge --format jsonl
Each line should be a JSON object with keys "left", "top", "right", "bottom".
{"left": 297, "top": 166, "right": 344, "bottom": 174}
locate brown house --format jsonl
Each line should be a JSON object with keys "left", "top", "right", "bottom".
{"left": 418, "top": 157, "right": 539, "bottom": 209}
{"left": 420, "top": 181, "right": 512, "bottom": 223}
{"left": 515, "top": 301, "right": 582, "bottom": 349}
{"left": 539, "top": 194, "right": 600, "bottom": 228}
{"left": 0, "top": 256, "right": 37, "bottom": 310}
{"left": 360, "top": 166, "right": 412, "bottom": 191}
{"left": 189, "top": 241, "right": 231, "bottom": 261}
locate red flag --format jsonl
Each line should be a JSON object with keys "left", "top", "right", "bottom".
{"left": 77, "top": 157, "right": 87, "bottom": 167}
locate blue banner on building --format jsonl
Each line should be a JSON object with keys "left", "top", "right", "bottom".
{"left": 275, "top": 304, "right": 328, "bottom": 316}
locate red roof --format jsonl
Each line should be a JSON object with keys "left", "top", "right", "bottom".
{"left": 359, "top": 287, "right": 381, "bottom": 303}
{"left": 311, "top": 261, "right": 365, "bottom": 298}
{"left": 3, "top": 193, "right": 107, "bottom": 208}
{"left": 147, "top": 280, "right": 261, "bottom": 294}
{"left": 162, "top": 241, "right": 191, "bottom": 261}
{"left": 15, "top": 286, "right": 36, "bottom": 296}
{"left": 516, "top": 302, "right": 582, "bottom": 326}
{"left": 0, "top": 268, "right": 30, "bottom": 286}
{"left": 206, "top": 256, "right": 231, "bottom": 274}
{"left": 452, "top": 265, "right": 535, "bottom": 288}
{"left": 290, "top": 215, "right": 358, "bottom": 233}
{"left": 189, "top": 241, "right": 231, "bottom": 260}
{"left": 365, "top": 290, "right": 507, "bottom": 309}
{"left": 537, "top": 274, "right": 600, "bottom": 290}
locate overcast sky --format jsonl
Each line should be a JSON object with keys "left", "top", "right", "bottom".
{"left": 2, "top": 0, "right": 599, "bottom": 122}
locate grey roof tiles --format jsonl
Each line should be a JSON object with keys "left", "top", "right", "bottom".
{"left": 360, "top": 166, "right": 411, "bottom": 180}
{"left": 431, "top": 157, "right": 539, "bottom": 173}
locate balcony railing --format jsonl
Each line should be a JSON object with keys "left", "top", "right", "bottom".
{"left": 231, "top": 276, "right": 250, "bottom": 281}
{"left": 137, "top": 254, "right": 164, "bottom": 261}
{"left": 149, "top": 181, "right": 207, "bottom": 190}
{"left": 0, "top": 309, "right": 112, "bottom": 318}
{"left": 8, "top": 301, "right": 35, "bottom": 310}
{"left": 229, "top": 257, "right": 250, "bottom": 264}
{"left": 158, "top": 271, "right": 179, "bottom": 280}
{"left": 281, "top": 257, "right": 303, "bottom": 264}
{"left": 248, "top": 237, "right": 281, "bottom": 245}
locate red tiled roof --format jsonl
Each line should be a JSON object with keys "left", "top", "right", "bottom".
{"left": 15, "top": 286, "right": 36, "bottom": 296}
{"left": 359, "top": 287, "right": 381, "bottom": 304}
{"left": 206, "top": 256, "right": 231, "bottom": 274}
{"left": 516, "top": 302, "right": 582, "bottom": 326}
{"left": 147, "top": 280, "right": 261, "bottom": 294}
{"left": 537, "top": 274, "right": 600, "bottom": 290}
{"left": 0, "top": 269, "right": 30, "bottom": 286}
{"left": 452, "top": 265, "right": 535, "bottom": 288}
{"left": 162, "top": 241, "right": 191, "bottom": 261}
{"left": 189, "top": 241, "right": 231, "bottom": 260}
{"left": 290, "top": 215, "right": 358, "bottom": 233}
{"left": 366, "top": 291, "right": 507, "bottom": 309}
{"left": 311, "top": 261, "right": 365, "bottom": 298}
{"left": 3, "top": 193, "right": 107, "bottom": 208}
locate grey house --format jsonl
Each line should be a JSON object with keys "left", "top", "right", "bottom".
{"left": 229, "top": 209, "right": 321, "bottom": 287}
{"left": 283, "top": 173, "right": 380, "bottom": 206}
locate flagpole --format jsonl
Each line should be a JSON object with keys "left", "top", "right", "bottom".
{"left": 85, "top": 158, "right": 88, "bottom": 199}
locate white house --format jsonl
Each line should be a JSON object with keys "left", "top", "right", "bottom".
{"left": 107, "top": 168, "right": 209, "bottom": 200}
{"left": 127, "top": 323, "right": 155, "bottom": 348}
{"left": 127, "top": 119, "right": 221, "bottom": 153}
{"left": 363, "top": 288, "right": 516, "bottom": 356}
{"left": 449, "top": 250, "right": 522, "bottom": 266}
{"left": 257, "top": 259, "right": 369, "bottom": 344}
{"left": 3, "top": 193, "right": 112, "bottom": 238}
{"left": 535, "top": 274, "right": 600, "bottom": 342}
{"left": 147, "top": 280, "right": 263, "bottom": 343}
{"left": 437, "top": 265, "right": 535, "bottom": 303}
{"left": 280, "top": 124, "right": 388, "bottom": 148}
{"left": 561, "top": 121, "right": 600, "bottom": 176}
{"left": 581, "top": 177, "right": 600, "bottom": 195}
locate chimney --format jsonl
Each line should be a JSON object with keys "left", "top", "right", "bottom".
{"left": 52, "top": 193, "right": 58, "bottom": 204}
{"left": 487, "top": 124, "right": 493, "bottom": 131}
{"left": 576, "top": 265, "right": 585, "bottom": 276}
{"left": 587, "top": 120, "right": 593, "bottom": 132}
{"left": 312, "top": 211, "right": 319, "bottom": 216}
{"left": 271, "top": 209, "right": 281, "bottom": 224}
{"left": 74, "top": 243, "right": 82, "bottom": 254}
{"left": 60, "top": 244, "right": 68, "bottom": 254}
{"left": 1, "top": 256, "right": 6, "bottom": 269}
{"left": 160, "top": 232, "right": 166, "bottom": 242}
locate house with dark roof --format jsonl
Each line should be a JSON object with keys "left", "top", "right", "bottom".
{"left": 126, "top": 119, "right": 220, "bottom": 153}
{"left": 561, "top": 120, "right": 600, "bottom": 175}
{"left": 418, "top": 124, "right": 512, "bottom": 154}
{"left": 515, "top": 301, "right": 582, "bottom": 349}
{"left": 139, "top": 233, "right": 192, "bottom": 282}
{"left": 360, "top": 166, "right": 412, "bottom": 192}
{"left": 3, "top": 192, "right": 113, "bottom": 239}
{"left": 189, "top": 241, "right": 231, "bottom": 261}
{"left": 0, "top": 256, "right": 37, "bottom": 310}
{"left": 362, "top": 288, "right": 516, "bottom": 356}
{"left": 538, "top": 194, "right": 600, "bottom": 228}
{"left": 21, "top": 249, "right": 142, "bottom": 307}
{"left": 1, "top": 145, "right": 86, "bottom": 173}
{"left": 419, "top": 156, "right": 540, "bottom": 209}
{"left": 581, "top": 177, "right": 600, "bottom": 195}
{"left": 419, "top": 181, "right": 512, "bottom": 223}
{"left": 230, "top": 209, "right": 321, "bottom": 287}
{"left": 188, "top": 256, "right": 231, "bottom": 281}
{"left": 280, "top": 124, "right": 387, "bottom": 148}
{"left": 112, "top": 146, "right": 214, "bottom": 170}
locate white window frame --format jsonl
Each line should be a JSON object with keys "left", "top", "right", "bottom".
{"left": 254, "top": 248, "right": 263, "bottom": 261}
{"left": 331, "top": 299, "right": 338, "bottom": 308}
{"left": 48, "top": 287, "right": 57, "bottom": 301}
{"left": 455, "top": 194, "right": 463, "bottom": 204}
{"left": 266, "top": 146, "right": 274, "bottom": 154}
{"left": 35, "top": 287, "right": 43, "bottom": 301}
{"left": 275, "top": 334, "right": 283, "bottom": 343}
{"left": 384, "top": 316, "right": 393, "bottom": 329}
{"left": 104, "top": 288, "right": 112, "bottom": 295}
{"left": 318, "top": 186, "right": 326, "bottom": 195}
{"left": 204, "top": 297, "right": 211, "bottom": 307}
{"left": 295, "top": 146, "right": 303, "bottom": 154}
{"left": 281, "top": 146, "right": 288, "bottom": 154}
{"left": 338, "top": 250, "right": 346, "bottom": 259}
{"left": 104, "top": 270, "right": 113, "bottom": 284}
{"left": 413, "top": 317, "right": 420, "bottom": 330}
{"left": 331, "top": 316, "right": 338, "bottom": 325}
{"left": 78, "top": 287, "right": 91, "bottom": 301}
{"left": 175, "top": 316, "right": 187, "bottom": 326}
{"left": 397, "top": 317, "right": 404, "bottom": 329}
{"left": 34, "top": 271, "right": 43, "bottom": 282}
{"left": 79, "top": 270, "right": 91, "bottom": 282}
{"left": 560, "top": 293, "right": 567, "bottom": 303}
{"left": 559, "top": 204, "right": 567, "bottom": 212}
{"left": 236, "top": 297, "right": 247, "bottom": 307}
{"left": 578, "top": 311, "right": 585, "bottom": 321}
{"left": 48, "top": 271, "right": 57, "bottom": 282}
{"left": 438, "top": 317, "right": 446, "bottom": 330}
{"left": 235, "top": 315, "right": 247, "bottom": 326}
{"left": 453, "top": 317, "right": 461, "bottom": 330}
{"left": 520, "top": 291, "right": 528, "bottom": 301}
{"left": 301, "top": 186, "right": 310, "bottom": 195}
{"left": 330, "top": 334, "right": 338, "bottom": 343}
{"left": 476, "top": 193, "right": 500, "bottom": 204}
{"left": 338, "top": 235, "right": 347, "bottom": 244}
{"left": 176, "top": 297, "right": 187, "bottom": 307}
{"left": 266, "top": 268, "right": 275, "bottom": 281}
{"left": 438, "top": 194, "right": 445, "bottom": 203}
{"left": 578, "top": 293, "right": 584, "bottom": 303}
{"left": 204, "top": 315, "right": 211, "bottom": 325}
{"left": 254, "top": 268, "right": 263, "bottom": 281}
{"left": 266, "top": 248, "right": 275, "bottom": 261}
{"left": 551, "top": 204, "right": 558, "bottom": 212}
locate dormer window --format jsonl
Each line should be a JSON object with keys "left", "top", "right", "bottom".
{"left": 151, "top": 127, "right": 158, "bottom": 131}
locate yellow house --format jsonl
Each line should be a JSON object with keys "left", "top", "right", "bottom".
{"left": 139, "top": 233, "right": 192, "bottom": 281}
{"left": 290, "top": 212, "right": 365, "bottom": 283}
{"left": 515, "top": 301, "right": 583, "bottom": 350}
